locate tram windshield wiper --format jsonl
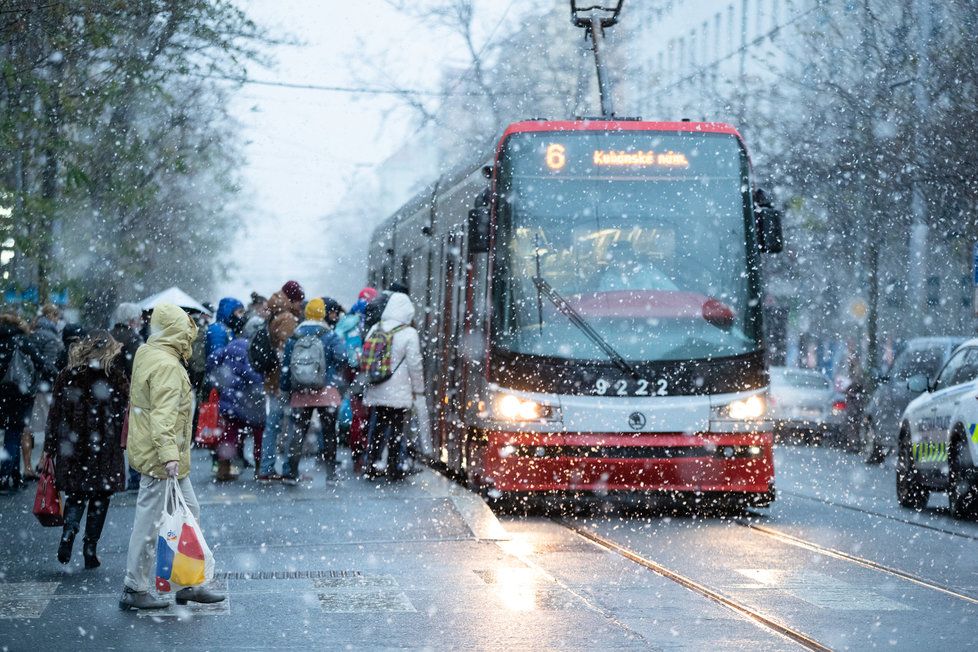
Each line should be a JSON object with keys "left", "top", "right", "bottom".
{"left": 531, "top": 275, "right": 642, "bottom": 380}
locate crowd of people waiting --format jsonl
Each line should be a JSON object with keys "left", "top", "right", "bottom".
{"left": 0, "top": 279, "right": 425, "bottom": 575}
{"left": 202, "top": 280, "right": 424, "bottom": 485}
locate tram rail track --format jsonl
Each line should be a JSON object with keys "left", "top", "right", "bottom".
{"left": 778, "top": 488, "right": 978, "bottom": 542}
{"left": 558, "top": 519, "right": 832, "bottom": 652}
{"left": 558, "top": 510, "right": 978, "bottom": 651}
{"left": 734, "top": 519, "right": 978, "bottom": 606}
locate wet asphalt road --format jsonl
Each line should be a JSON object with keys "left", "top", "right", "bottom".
{"left": 0, "top": 443, "right": 975, "bottom": 650}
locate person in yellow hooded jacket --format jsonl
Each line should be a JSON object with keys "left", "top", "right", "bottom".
{"left": 119, "top": 303, "right": 225, "bottom": 611}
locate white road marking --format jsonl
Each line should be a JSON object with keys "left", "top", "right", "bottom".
{"left": 735, "top": 569, "right": 912, "bottom": 611}
{"left": 0, "top": 582, "right": 60, "bottom": 619}
{"left": 315, "top": 574, "right": 416, "bottom": 613}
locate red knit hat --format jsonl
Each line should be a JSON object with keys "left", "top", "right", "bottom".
{"left": 358, "top": 287, "right": 378, "bottom": 302}
{"left": 282, "top": 280, "right": 305, "bottom": 303}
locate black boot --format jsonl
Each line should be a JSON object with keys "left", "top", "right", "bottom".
{"left": 82, "top": 495, "right": 110, "bottom": 569}
{"left": 57, "top": 529, "right": 76, "bottom": 565}
{"left": 58, "top": 496, "right": 85, "bottom": 564}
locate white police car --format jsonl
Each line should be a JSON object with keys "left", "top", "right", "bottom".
{"left": 896, "top": 338, "right": 978, "bottom": 518}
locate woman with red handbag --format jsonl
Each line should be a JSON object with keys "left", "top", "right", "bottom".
{"left": 42, "top": 330, "right": 129, "bottom": 568}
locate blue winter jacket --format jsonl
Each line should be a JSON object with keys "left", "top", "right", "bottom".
{"left": 280, "top": 321, "right": 346, "bottom": 393}
{"left": 205, "top": 297, "right": 243, "bottom": 372}
{"left": 334, "top": 313, "right": 363, "bottom": 368}
{"left": 213, "top": 336, "right": 265, "bottom": 425}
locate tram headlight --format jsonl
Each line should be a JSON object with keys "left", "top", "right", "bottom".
{"left": 487, "top": 392, "right": 559, "bottom": 423}
{"left": 714, "top": 394, "right": 766, "bottom": 420}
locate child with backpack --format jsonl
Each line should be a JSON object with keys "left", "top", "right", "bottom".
{"left": 279, "top": 298, "right": 347, "bottom": 485}
{"left": 362, "top": 292, "right": 423, "bottom": 482}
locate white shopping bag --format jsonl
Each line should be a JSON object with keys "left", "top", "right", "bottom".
{"left": 155, "top": 478, "right": 215, "bottom": 593}
{"left": 412, "top": 395, "right": 434, "bottom": 458}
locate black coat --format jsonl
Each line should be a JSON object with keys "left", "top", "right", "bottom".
{"left": 110, "top": 324, "right": 143, "bottom": 376}
{"left": 43, "top": 361, "right": 129, "bottom": 494}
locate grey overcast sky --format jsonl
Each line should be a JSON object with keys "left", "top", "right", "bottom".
{"left": 215, "top": 0, "right": 522, "bottom": 307}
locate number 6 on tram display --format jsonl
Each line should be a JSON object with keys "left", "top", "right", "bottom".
{"left": 367, "top": 119, "right": 782, "bottom": 508}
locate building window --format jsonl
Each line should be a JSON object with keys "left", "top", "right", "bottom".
{"left": 728, "top": 5, "right": 735, "bottom": 54}
{"left": 715, "top": 13, "right": 722, "bottom": 60}
{"left": 702, "top": 20, "right": 709, "bottom": 65}
{"left": 741, "top": 0, "right": 749, "bottom": 48}
{"left": 926, "top": 276, "right": 940, "bottom": 308}
{"left": 667, "top": 39, "right": 675, "bottom": 80}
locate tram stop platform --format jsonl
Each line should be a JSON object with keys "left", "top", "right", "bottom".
{"left": 0, "top": 449, "right": 789, "bottom": 650}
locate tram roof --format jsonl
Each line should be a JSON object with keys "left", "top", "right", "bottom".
{"left": 499, "top": 119, "right": 743, "bottom": 141}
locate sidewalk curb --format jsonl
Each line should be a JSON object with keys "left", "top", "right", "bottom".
{"left": 415, "top": 469, "right": 509, "bottom": 542}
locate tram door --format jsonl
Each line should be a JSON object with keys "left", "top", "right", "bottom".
{"left": 435, "top": 229, "right": 466, "bottom": 467}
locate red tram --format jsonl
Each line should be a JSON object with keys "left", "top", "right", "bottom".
{"left": 368, "top": 119, "right": 782, "bottom": 506}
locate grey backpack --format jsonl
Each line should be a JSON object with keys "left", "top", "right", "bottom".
{"left": 2, "top": 344, "right": 37, "bottom": 395}
{"left": 290, "top": 331, "right": 326, "bottom": 390}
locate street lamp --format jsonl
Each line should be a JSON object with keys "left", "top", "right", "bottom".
{"left": 570, "top": 1, "right": 624, "bottom": 118}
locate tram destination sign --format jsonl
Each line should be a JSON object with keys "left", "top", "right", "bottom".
{"left": 507, "top": 130, "right": 742, "bottom": 180}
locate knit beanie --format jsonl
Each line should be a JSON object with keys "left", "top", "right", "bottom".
{"left": 305, "top": 297, "right": 326, "bottom": 321}
{"left": 282, "top": 280, "right": 305, "bottom": 303}
{"left": 358, "top": 287, "right": 378, "bottom": 302}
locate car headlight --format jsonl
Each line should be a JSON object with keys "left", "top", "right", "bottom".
{"left": 481, "top": 391, "right": 559, "bottom": 423}
{"left": 712, "top": 394, "right": 766, "bottom": 420}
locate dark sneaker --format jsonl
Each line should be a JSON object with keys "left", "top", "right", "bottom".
{"left": 119, "top": 587, "right": 169, "bottom": 611}
{"left": 256, "top": 474, "right": 282, "bottom": 483}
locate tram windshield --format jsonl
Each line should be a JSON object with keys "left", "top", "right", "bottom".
{"left": 492, "top": 130, "right": 762, "bottom": 363}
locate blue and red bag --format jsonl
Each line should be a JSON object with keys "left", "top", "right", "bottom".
{"left": 155, "top": 478, "right": 214, "bottom": 592}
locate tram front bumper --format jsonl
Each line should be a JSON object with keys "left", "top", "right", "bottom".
{"left": 474, "top": 430, "right": 774, "bottom": 494}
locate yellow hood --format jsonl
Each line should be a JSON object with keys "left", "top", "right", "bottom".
{"left": 148, "top": 302, "right": 198, "bottom": 362}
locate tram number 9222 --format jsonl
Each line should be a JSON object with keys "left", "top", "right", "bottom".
{"left": 594, "top": 378, "right": 669, "bottom": 397}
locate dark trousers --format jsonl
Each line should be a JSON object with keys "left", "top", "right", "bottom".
{"left": 220, "top": 415, "right": 264, "bottom": 467}
{"left": 62, "top": 492, "right": 111, "bottom": 546}
{"left": 366, "top": 406, "right": 409, "bottom": 480}
{"left": 0, "top": 396, "right": 32, "bottom": 485}
{"left": 287, "top": 407, "right": 337, "bottom": 478}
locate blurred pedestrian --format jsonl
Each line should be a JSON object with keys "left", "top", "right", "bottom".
{"left": 206, "top": 297, "right": 244, "bottom": 371}
{"left": 23, "top": 305, "right": 64, "bottom": 481}
{"left": 110, "top": 302, "right": 145, "bottom": 375}
{"left": 321, "top": 297, "right": 344, "bottom": 329}
{"left": 256, "top": 281, "right": 304, "bottom": 482}
{"left": 0, "top": 313, "right": 51, "bottom": 492}
{"left": 212, "top": 317, "right": 265, "bottom": 481}
{"left": 363, "top": 293, "right": 423, "bottom": 481}
{"left": 56, "top": 323, "right": 88, "bottom": 370}
{"left": 120, "top": 303, "right": 224, "bottom": 610}
{"left": 247, "top": 292, "right": 268, "bottom": 321}
{"left": 280, "top": 298, "right": 346, "bottom": 484}
{"left": 42, "top": 330, "right": 128, "bottom": 568}
{"left": 110, "top": 302, "right": 145, "bottom": 490}
{"left": 340, "top": 288, "right": 376, "bottom": 473}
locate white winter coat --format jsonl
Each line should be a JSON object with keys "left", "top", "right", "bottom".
{"left": 363, "top": 293, "right": 424, "bottom": 409}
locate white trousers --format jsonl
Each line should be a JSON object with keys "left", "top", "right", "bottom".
{"left": 123, "top": 475, "right": 200, "bottom": 592}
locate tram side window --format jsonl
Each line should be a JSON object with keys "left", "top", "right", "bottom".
{"left": 401, "top": 255, "right": 411, "bottom": 289}
{"left": 468, "top": 249, "right": 489, "bottom": 334}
